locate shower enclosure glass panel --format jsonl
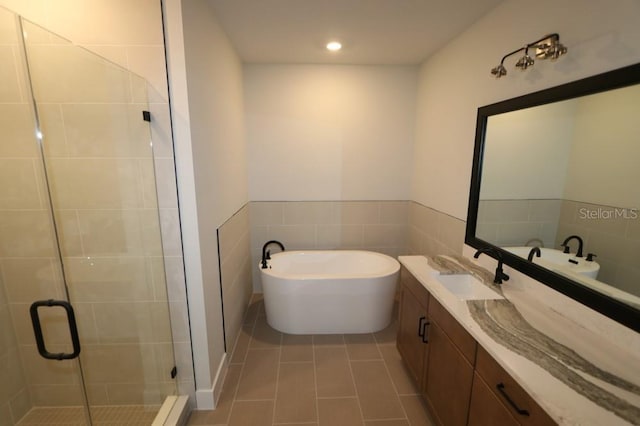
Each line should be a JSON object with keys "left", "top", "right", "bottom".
{"left": 0, "top": 7, "right": 177, "bottom": 424}
{"left": 0, "top": 8, "right": 90, "bottom": 425}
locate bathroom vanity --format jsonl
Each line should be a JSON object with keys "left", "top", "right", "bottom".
{"left": 396, "top": 255, "right": 640, "bottom": 426}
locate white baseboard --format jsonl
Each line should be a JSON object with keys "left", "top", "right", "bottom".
{"left": 195, "top": 389, "right": 214, "bottom": 410}
{"left": 194, "top": 353, "right": 228, "bottom": 410}
{"left": 212, "top": 352, "right": 229, "bottom": 408}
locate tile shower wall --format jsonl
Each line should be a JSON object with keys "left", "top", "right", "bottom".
{"left": 407, "top": 201, "right": 466, "bottom": 258}
{"left": 476, "top": 199, "right": 562, "bottom": 248}
{"left": 556, "top": 200, "right": 640, "bottom": 296}
{"left": 0, "top": 267, "right": 30, "bottom": 424}
{"left": 218, "top": 204, "right": 252, "bottom": 354}
{"left": 249, "top": 201, "right": 409, "bottom": 292}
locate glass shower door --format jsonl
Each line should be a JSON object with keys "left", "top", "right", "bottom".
{"left": 0, "top": 7, "right": 91, "bottom": 425}
{"left": 0, "top": 10, "right": 177, "bottom": 424}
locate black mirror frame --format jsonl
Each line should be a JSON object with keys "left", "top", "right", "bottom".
{"left": 465, "top": 62, "right": 640, "bottom": 333}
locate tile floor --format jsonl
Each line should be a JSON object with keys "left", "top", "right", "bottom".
{"left": 187, "top": 295, "right": 435, "bottom": 426}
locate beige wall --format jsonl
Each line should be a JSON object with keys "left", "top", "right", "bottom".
{"left": 245, "top": 65, "right": 418, "bottom": 201}
{"left": 412, "top": 0, "right": 640, "bottom": 221}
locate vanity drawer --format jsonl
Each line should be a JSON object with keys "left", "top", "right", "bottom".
{"left": 428, "top": 297, "right": 476, "bottom": 364}
{"left": 475, "top": 346, "right": 557, "bottom": 426}
{"left": 401, "top": 267, "right": 430, "bottom": 309}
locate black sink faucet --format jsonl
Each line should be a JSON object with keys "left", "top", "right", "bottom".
{"left": 527, "top": 247, "right": 541, "bottom": 262}
{"left": 474, "top": 248, "right": 510, "bottom": 285}
{"left": 561, "top": 235, "right": 584, "bottom": 258}
{"left": 261, "top": 240, "right": 285, "bottom": 269}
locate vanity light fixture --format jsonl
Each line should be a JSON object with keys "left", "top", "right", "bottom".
{"left": 491, "top": 33, "right": 567, "bottom": 78}
{"left": 515, "top": 46, "right": 535, "bottom": 70}
{"left": 326, "top": 41, "right": 342, "bottom": 51}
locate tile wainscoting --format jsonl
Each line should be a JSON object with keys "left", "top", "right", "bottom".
{"left": 407, "top": 202, "right": 466, "bottom": 259}
{"left": 218, "top": 205, "right": 253, "bottom": 353}
{"left": 249, "top": 201, "right": 411, "bottom": 292}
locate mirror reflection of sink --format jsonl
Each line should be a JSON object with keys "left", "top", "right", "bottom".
{"left": 435, "top": 274, "right": 504, "bottom": 301}
{"left": 504, "top": 247, "right": 600, "bottom": 279}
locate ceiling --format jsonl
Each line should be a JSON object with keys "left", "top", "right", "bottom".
{"left": 207, "top": 0, "right": 504, "bottom": 65}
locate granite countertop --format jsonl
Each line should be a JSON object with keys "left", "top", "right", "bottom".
{"left": 398, "top": 255, "right": 640, "bottom": 426}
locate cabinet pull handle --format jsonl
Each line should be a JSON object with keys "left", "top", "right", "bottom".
{"left": 496, "top": 383, "right": 530, "bottom": 416}
{"left": 420, "top": 319, "right": 430, "bottom": 343}
{"left": 418, "top": 316, "right": 426, "bottom": 337}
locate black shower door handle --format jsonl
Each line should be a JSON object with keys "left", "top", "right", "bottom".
{"left": 29, "top": 299, "right": 81, "bottom": 360}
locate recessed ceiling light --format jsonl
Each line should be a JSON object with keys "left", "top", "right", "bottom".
{"left": 326, "top": 41, "right": 342, "bottom": 52}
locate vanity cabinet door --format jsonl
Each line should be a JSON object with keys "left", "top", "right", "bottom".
{"left": 422, "top": 321, "right": 474, "bottom": 426}
{"left": 475, "top": 346, "right": 557, "bottom": 426}
{"left": 468, "top": 372, "right": 519, "bottom": 426}
{"left": 397, "top": 284, "right": 429, "bottom": 385}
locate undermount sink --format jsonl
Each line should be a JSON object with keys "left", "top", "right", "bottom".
{"left": 434, "top": 274, "right": 504, "bottom": 301}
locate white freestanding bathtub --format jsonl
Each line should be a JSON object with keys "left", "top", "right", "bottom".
{"left": 260, "top": 250, "right": 400, "bottom": 334}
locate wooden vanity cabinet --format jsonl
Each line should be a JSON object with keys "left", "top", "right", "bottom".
{"left": 472, "top": 346, "right": 557, "bottom": 426}
{"left": 397, "top": 266, "right": 558, "bottom": 426}
{"left": 468, "top": 371, "right": 520, "bottom": 426}
{"left": 398, "top": 267, "right": 477, "bottom": 426}
{"left": 397, "top": 267, "right": 429, "bottom": 386}
{"left": 423, "top": 297, "right": 477, "bottom": 426}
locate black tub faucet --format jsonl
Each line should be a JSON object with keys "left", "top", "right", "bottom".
{"left": 527, "top": 247, "right": 541, "bottom": 262}
{"left": 261, "top": 240, "right": 285, "bottom": 269}
{"left": 561, "top": 235, "right": 584, "bottom": 258}
{"left": 474, "top": 248, "right": 510, "bottom": 285}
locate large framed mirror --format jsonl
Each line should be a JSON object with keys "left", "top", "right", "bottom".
{"left": 466, "top": 63, "right": 640, "bottom": 332}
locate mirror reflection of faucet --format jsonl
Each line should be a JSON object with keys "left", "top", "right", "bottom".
{"left": 561, "top": 235, "right": 584, "bottom": 258}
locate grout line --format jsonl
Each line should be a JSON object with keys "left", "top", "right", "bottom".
{"left": 225, "top": 297, "right": 259, "bottom": 424}
{"left": 312, "top": 327, "right": 321, "bottom": 426}
{"left": 376, "top": 322, "right": 410, "bottom": 423}
{"left": 345, "top": 341, "right": 366, "bottom": 425}
{"left": 220, "top": 398, "right": 275, "bottom": 402}
{"left": 271, "top": 321, "right": 283, "bottom": 425}
{"left": 315, "top": 395, "right": 363, "bottom": 400}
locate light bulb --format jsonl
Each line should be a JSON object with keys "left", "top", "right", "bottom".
{"left": 326, "top": 41, "right": 342, "bottom": 52}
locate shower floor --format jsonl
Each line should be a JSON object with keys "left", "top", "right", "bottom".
{"left": 16, "top": 405, "right": 159, "bottom": 425}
